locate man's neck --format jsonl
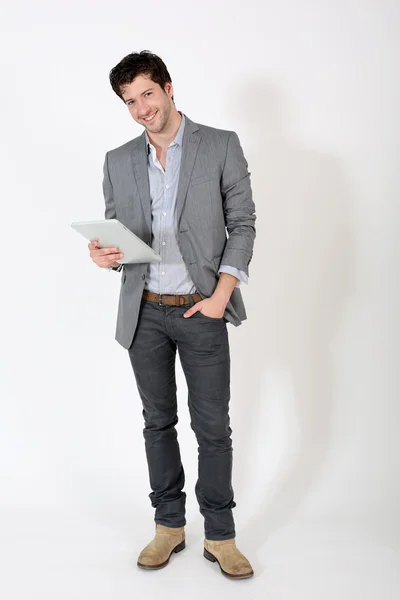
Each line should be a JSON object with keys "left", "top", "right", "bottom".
{"left": 146, "top": 110, "right": 182, "bottom": 152}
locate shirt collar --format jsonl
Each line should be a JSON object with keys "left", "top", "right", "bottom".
{"left": 145, "top": 112, "right": 185, "bottom": 155}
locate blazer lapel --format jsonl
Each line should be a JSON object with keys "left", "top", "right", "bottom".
{"left": 176, "top": 115, "right": 201, "bottom": 225}
{"left": 131, "top": 132, "right": 152, "bottom": 236}
{"left": 130, "top": 115, "right": 201, "bottom": 233}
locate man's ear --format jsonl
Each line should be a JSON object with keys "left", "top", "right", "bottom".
{"left": 164, "top": 81, "right": 174, "bottom": 99}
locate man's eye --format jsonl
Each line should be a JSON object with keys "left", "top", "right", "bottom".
{"left": 145, "top": 92, "right": 152, "bottom": 97}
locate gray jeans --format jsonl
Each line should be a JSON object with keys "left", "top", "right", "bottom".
{"left": 128, "top": 297, "right": 236, "bottom": 540}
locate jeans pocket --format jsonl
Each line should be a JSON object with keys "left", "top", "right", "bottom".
{"left": 196, "top": 311, "right": 224, "bottom": 321}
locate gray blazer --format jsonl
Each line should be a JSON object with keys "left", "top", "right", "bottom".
{"left": 103, "top": 114, "right": 256, "bottom": 349}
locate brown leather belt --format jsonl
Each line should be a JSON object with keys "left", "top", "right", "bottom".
{"left": 142, "top": 290, "right": 202, "bottom": 306}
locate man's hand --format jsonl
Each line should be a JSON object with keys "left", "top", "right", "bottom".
{"left": 183, "top": 296, "right": 226, "bottom": 319}
{"left": 183, "top": 272, "right": 239, "bottom": 319}
{"left": 88, "top": 240, "right": 124, "bottom": 269}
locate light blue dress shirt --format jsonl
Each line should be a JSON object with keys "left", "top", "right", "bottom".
{"left": 144, "top": 113, "right": 248, "bottom": 294}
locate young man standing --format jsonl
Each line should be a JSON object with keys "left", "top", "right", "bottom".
{"left": 88, "top": 51, "right": 256, "bottom": 579}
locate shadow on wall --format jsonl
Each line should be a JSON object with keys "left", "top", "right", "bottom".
{"left": 228, "top": 82, "right": 357, "bottom": 549}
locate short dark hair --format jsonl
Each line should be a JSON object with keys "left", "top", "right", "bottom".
{"left": 109, "top": 50, "right": 173, "bottom": 101}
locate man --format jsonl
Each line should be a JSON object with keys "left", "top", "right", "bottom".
{"left": 88, "top": 51, "right": 256, "bottom": 579}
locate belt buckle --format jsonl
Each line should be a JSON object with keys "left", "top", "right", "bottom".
{"left": 158, "top": 294, "right": 163, "bottom": 306}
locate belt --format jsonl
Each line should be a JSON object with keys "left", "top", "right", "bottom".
{"left": 142, "top": 290, "right": 202, "bottom": 306}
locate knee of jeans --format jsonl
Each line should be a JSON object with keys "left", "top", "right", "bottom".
{"left": 191, "top": 418, "right": 232, "bottom": 447}
{"left": 143, "top": 409, "right": 179, "bottom": 433}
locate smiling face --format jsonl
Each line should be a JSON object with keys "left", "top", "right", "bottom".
{"left": 121, "top": 73, "right": 174, "bottom": 134}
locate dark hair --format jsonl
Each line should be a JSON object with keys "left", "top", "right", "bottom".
{"left": 109, "top": 50, "right": 173, "bottom": 102}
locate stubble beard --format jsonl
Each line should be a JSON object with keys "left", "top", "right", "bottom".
{"left": 145, "top": 100, "right": 171, "bottom": 135}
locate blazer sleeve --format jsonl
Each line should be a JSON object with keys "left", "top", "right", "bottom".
{"left": 103, "top": 152, "right": 117, "bottom": 220}
{"left": 103, "top": 151, "right": 122, "bottom": 272}
{"left": 220, "top": 131, "right": 256, "bottom": 276}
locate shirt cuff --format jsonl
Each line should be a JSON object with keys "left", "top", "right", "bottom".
{"left": 218, "top": 265, "right": 248, "bottom": 287}
{"left": 109, "top": 263, "right": 124, "bottom": 272}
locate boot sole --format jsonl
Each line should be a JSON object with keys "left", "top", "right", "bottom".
{"left": 203, "top": 548, "right": 254, "bottom": 579}
{"left": 137, "top": 539, "right": 186, "bottom": 570}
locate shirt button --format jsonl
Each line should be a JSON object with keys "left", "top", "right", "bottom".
{"left": 166, "top": 184, "right": 169, "bottom": 189}
{"left": 162, "top": 242, "right": 166, "bottom": 246}
{"left": 163, "top": 212, "right": 167, "bottom": 216}
{"left": 161, "top": 271, "right": 165, "bottom": 276}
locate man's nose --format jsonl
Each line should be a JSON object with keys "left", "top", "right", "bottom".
{"left": 138, "top": 103, "right": 151, "bottom": 117}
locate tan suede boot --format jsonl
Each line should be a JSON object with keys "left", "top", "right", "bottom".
{"left": 137, "top": 524, "right": 185, "bottom": 570}
{"left": 204, "top": 538, "right": 254, "bottom": 579}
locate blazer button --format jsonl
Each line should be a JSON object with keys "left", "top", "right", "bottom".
{"left": 142, "top": 274, "right": 146, "bottom": 280}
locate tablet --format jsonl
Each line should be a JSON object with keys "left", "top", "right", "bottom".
{"left": 71, "top": 219, "right": 161, "bottom": 264}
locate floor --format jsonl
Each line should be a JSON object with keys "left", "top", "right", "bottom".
{"left": 1, "top": 507, "right": 398, "bottom": 600}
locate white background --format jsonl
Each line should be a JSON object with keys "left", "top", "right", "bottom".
{"left": 0, "top": 1, "right": 399, "bottom": 598}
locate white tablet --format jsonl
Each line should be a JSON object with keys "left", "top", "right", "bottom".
{"left": 71, "top": 219, "right": 161, "bottom": 264}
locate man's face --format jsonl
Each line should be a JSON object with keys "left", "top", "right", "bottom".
{"left": 121, "top": 73, "right": 174, "bottom": 134}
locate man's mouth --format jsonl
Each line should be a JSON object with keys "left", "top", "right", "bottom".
{"left": 143, "top": 111, "right": 157, "bottom": 123}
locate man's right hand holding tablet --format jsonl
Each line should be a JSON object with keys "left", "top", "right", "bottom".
{"left": 88, "top": 240, "right": 124, "bottom": 269}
